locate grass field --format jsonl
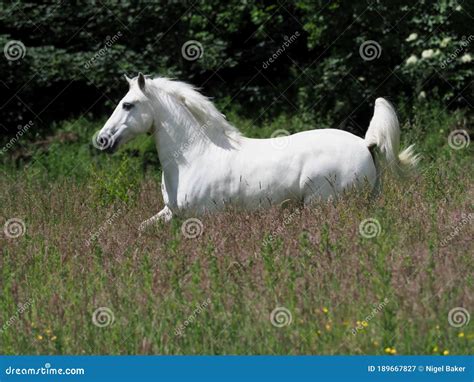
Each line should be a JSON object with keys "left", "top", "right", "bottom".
{"left": 1, "top": 101, "right": 472, "bottom": 355}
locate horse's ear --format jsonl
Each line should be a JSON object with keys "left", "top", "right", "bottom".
{"left": 123, "top": 74, "right": 132, "bottom": 85}
{"left": 138, "top": 72, "right": 146, "bottom": 91}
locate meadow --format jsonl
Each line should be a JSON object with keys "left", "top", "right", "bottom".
{"left": 0, "top": 101, "right": 472, "bottom": 355}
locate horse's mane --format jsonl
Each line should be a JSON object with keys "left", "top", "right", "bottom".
{"left": 143, "top": 76, "right": 242, "bottom": 140}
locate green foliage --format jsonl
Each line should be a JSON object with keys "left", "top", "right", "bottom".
{"left": 1, "top": 1, "right": 472, "bottom": 137}
{"left": 92, "top": 154, "right": 141, "bottom": 207}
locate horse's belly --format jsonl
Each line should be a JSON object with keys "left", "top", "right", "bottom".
{"left": 174, "top": 162, "right": 300, "bottom": 213}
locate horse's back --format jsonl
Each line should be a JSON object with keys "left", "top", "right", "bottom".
{"left": 235, "top": 128, "right": 376, "bottom": 202}
{"left": 242, "top": 128, "right": 374, "bottom": 179}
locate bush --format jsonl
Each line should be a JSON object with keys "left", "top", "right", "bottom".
{"left": 1, "top": 1, "right": 472, "bottom": 138}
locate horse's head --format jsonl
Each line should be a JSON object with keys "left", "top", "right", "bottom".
{"left": 95, "top": 73, "right": 154, "bottom": 153}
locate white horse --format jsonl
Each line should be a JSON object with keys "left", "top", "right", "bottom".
{"left": 96, "top": 73, "right": 419, "bottom": 230}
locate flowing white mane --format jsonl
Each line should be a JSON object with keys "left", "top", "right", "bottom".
{"left": 139, "top": 76, "right": 242, "bottom": 140}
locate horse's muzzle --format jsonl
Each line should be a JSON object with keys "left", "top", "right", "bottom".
{"left": 96, "top": 133, "right": 120, "bottom": 154}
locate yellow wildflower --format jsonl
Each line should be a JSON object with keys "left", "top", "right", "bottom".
{"left": 433, "top": 346, "right": 439, "bottom": 353}
{"left": 322, "top": 307, "right": 329, "bottom": 314}
{"left": 443, "top": 350, "right": 449, "bottom": 355}
{"left": 458, "top": 332, "right": 464, "bottom": 338}
{"left": 36, "top": 335, "right": 43, "bottom": 341}
{"left": 362, "top": 321, "right": 368, "bottom": 327}
{"left": 384, "top": 347, "right": 396, "bottom": 355}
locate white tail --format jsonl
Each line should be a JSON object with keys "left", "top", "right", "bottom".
{"left": 365, "top": 98, "right": 420, "bottom": 175}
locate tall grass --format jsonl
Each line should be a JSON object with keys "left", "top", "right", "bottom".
{"left": 0, "top": 101, "right": 472, "bottom": 355}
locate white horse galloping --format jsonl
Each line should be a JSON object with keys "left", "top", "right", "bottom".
{"left": 96, "top": 73, "right": 419, "bottom": 230}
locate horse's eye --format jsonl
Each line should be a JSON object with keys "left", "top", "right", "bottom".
{"left": 122, "top": 102, "right": 134, "bottom": 111}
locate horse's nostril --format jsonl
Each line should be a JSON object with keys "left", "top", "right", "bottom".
{"left": 93, "top": 131, "right": 116, "bottom": 152}
{"left": 97, "top": 135, "right": 110, "bottom": 148}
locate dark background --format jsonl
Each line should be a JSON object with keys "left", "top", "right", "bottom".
{"left": 0, "top": 0, "right": 472, "bottom": 139}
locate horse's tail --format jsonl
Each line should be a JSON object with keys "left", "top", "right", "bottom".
{"left": 365, "top": 97, "right": 420, "bottom": 176}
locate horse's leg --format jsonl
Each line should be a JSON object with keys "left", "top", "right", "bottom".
{"left": 138, "top": 205, "right": 173, "bottom": 232}
{"left": 139, "top": 173, "right": 175, "bottom": 232}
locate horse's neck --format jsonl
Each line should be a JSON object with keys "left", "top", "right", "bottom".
{"left": 152, "top": 99, "right": 223, "bottom": 173}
